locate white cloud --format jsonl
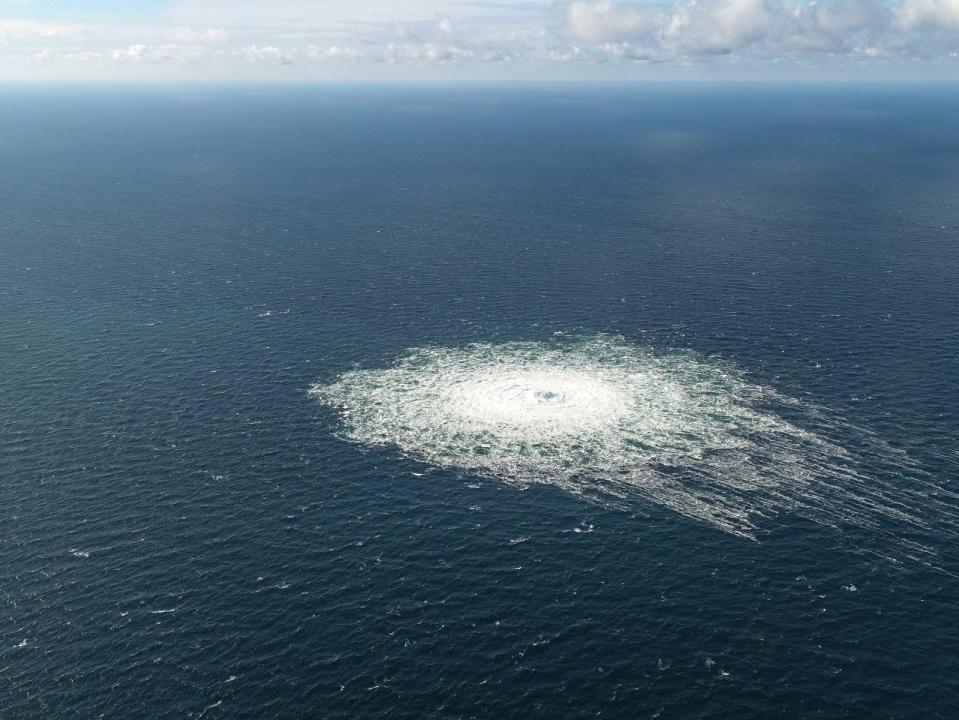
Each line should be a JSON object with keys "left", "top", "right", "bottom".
{"left": 32, "top": 47, "right": 55, "bottom": 63}
{"left": 4, "top": 0, "right": 959, "bottom": 80}
{"left": 381, "top": 40, "right": 476, "bottom": 64}
{"left": 555, "top": 0, "right": 959, "bottom": 63}
{"left": 898, "top": 0, "right": 959, "bottom": 29}
{"left": 303, "top": 44, "right": 360, "bottom": 61}
{"left": 668, "top": 0, "right": 773, "bottom": 55}
{"left": 110, "top": 44, "right": 155, "bottom": 63}
{"left": 566, "top": 0, "right": 660, "bottom": 43}
{"left": 234, "top": 44, "right": 293, "bottom": 64}
{"left": 562, "top": 0, "right": 885, "bottom": 58}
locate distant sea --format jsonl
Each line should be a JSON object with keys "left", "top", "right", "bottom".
{"left": 2, "top": 85, "right": 957, "bottom": 718}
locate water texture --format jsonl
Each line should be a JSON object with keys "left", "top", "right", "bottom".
{"left": 1, "top": 86, "right": 958, "bottom": 718}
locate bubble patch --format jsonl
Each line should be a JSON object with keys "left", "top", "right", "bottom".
{"left": 310, "top": 334, "right": 947, "bottom": 556}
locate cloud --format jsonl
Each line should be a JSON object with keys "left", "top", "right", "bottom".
{"left": 666, "top": 0, "right": 773, "bottom": 55}
{"left": 110, "top": 44, "right": 153, "bottom": 62}
{"left": 169, "top": 0, "right": 477, "bottom": 28}
{"left": 303, "top": 44, "right": 360, "bottom": 61}
{"left": 563, "top": 0, "right": 860, "bottom": 57}
{"left": 234, "top": 44, "right": 293, "bottom": 64}
{"left": 898, "top": 0, "right": 959, "bottom": 29}
{"left": 556, "top": 0, "right": 959, "bottom": 62}
{"left": 0, "top": 18, "right": 89, "bottom": 42}
{"left": 166, "top": 26, "right": 229, "bottom": 44}
{"left": 566, "top": 1, "right": 660, "bottom": 43}
{"left": 5, "top": 0, "right": 959, "bottom": 80}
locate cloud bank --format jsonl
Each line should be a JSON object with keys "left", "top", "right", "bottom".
{"left": 4, "top": 1, "right": 959, "bottom": 80}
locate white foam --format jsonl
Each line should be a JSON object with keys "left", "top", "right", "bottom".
{"left": 310, "top": 334, "right": 947, "bottom": 558}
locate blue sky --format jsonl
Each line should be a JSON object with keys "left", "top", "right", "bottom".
{"left": 3, "top": 0, "right": 959, "bottom": 82}
{"left": 0, "top": 1, "right": 169, "bottom": 21}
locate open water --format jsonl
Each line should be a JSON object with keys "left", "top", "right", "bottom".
{"left": 2, "top": 85, "right": 958, "bottom": 718}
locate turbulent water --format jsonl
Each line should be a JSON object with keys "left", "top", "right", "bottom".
{"left": 3, "top": 87, "right": 959, "bottom": 719}
{"left": 313, "top": 334, "right": 939, "bottom": 553}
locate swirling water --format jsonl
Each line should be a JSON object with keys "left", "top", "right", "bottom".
{"left": 2, "top": 86, "right": 959, "bottom": 718}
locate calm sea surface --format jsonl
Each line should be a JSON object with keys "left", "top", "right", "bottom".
{"left": 1, "top": 85, "right": 958, "bottom": 718}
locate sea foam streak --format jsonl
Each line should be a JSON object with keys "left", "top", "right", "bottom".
{"left": 310, "top": 334, "right": 943, "bottom": 555}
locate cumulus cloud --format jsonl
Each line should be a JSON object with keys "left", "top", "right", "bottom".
{"left": 110, "top": 44, "right": 152, "bottom": 62}
{"left": 5, "top": 0, "right": 959, "bottom": 79}
{"left": 303, "top": 45, "right": 360, "bottom": 62}
{"left": 564, "top": 0, "right": 850, "bottom": 56}
{"left": 234, "top": 44, "right": 293, "bottom": 64}
{"left": 555, "top": 0, "right": 959, "bottom": 62}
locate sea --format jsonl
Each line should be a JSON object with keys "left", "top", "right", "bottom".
{"left": 1, "top": 84, "right": 958, "bottom": 718}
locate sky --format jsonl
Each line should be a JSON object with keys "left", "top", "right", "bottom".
{"left": 2, "top": 0, "right": 959, "bottom": 81}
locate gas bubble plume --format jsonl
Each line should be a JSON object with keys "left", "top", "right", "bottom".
{"left": 310, "top": 334, "right": 947, "bottom": 557}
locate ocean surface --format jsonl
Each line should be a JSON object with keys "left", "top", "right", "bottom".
{"left": 2, "top": 85, "right": 958, "bottom": 718}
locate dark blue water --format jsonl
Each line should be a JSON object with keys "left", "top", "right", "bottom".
{"left": 2, "top": 85, "right": 958, "bottom": 718}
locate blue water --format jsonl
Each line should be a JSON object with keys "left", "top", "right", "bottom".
{"left": 2, "top": 85, "right": 958, "bottom": 718}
